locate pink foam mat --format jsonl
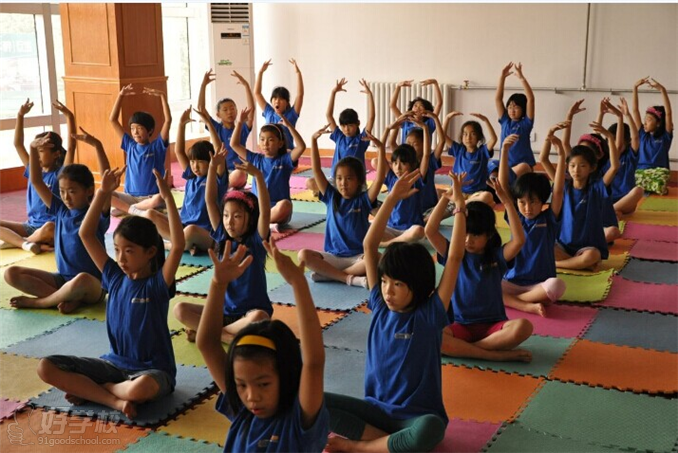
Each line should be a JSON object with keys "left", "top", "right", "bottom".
{"left": 298, "top": 156, "right": 333, "bottom": 168}
{"left": 630, "top": 239, "right": 678, "bottom": 262}
{"left": 600, "top": 275, "right": 678, "bottom": 314}
{"left": 432, "top": 419, "right": 501, "bottom": 453}
{"left": 622, "top": 222, "right": 678, "bottom": 242}
{"left": 290, "top": 175, "right": 311, "bottom": 189}
{"left": 275, "top": 232, "right": 325, "bottom": 252}
{"left": 0, "top": 399, "right": 26, "bottom": 420}
{"left": 506, "top": 304, "right": 599, "bottom": 339}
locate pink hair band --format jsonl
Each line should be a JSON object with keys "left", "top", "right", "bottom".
{"left": 646, "top": 107, "right": 663, "bottom": 118}
{"left": 579, "top": 134, "right": 602, "bottom": 154}
{"left": 223, "top": 190, "right": 255, "bottom": 210}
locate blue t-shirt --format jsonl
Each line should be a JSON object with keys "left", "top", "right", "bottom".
{"left": 330, "top": 128, "right": 369, "bottom": 170}
{"left": 320, "top": 186, "right": 371, "bottom": 257}
{"left": 364, "top": 286, "right": 449, "bottom": 423}
{"left": 400, "top": 118, "right": 436, "bottom": 144}
{"left": 24, "top": 166, "right": 59, "bottom": 227}
{"left": 121, "top": 134, "right": 168, "bottom": 196}
{"left": 504, "top": 209, "right": 559, "bottom": 286}
{"left": 221, "top": 232, "right": 273, "bottom": 317}
{"left": 209, "top": 117, "right": 251, "bottom": 171}
{"left": 49, "top": 198, "right": 109, "bottom": 281}
{"left": 263, "top": 104, "right": 299, "bottom": 149}
{"left": 439, "top": 245, "right": 508, "bottom": 325}
{"left": 638, "top": 128, "right": 672, "bottom": 170}
{"left": 180, "top": 167, "right": 228, "bottom": 231}
{"left": 558, "top": 179, "right": 610, "bottom": 260}
{"left": 247, "top": 150, "right": 295, "bottom": 206}
{"left": 100, "top": 259, "right": 176, "bottom": 387}
{"left": 448, "top": 143, "right": 493, "bottom": 194}
{"left": 421, "top": 154, "right": 441, "bottom": 211}
{"left": 384, "top": 170, "right": 424, "bottom": 230}
{"left": 601, "top": 148, "right": 639, "bottom": 202}
{"left": 216, "top": 393, "right": 330, "bottom": 452}
{"left": 498, "top": 112, "right": 535, "bottom": 167}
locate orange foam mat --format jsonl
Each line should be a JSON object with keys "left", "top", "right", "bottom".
{"left": 627, "top": 210, "right": 678, "bottom": 226}
{"left": 158, "top": 393, "right": 227, "bottom": 446}
{"left": 549, "top": 339, "right": 678, "bottom": 394}
{"left": 0, "top": 353, "right": 52, "bottom": 401}
{"left": 0, "top": 408, "right": 148, "bottom": 453}
{"left": 608, "top": 238, "right": 636, "bottom": 255}
{"left": 271, "top": 303, "right": 346, "bottom": 338}
{"left": 442, "top": 365, "right": 543, "bottom": 423}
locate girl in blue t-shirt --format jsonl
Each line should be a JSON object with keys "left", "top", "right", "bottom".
{"left": 632, "top": 77, "right": 674, "bottom": 195}
{"left": 38, "top": 167, "right": 183, "bottom": 420}
{"left": 389, "top": 78, "right": 443, "bottom": 143}
{"left": 326, "top": 170, "right": 466, "bottom": 453}
{"left": 174, "top": 147, "right": 273, "bottom": 343}
{"left": 231, "top": 108, "right": 306, "bottom": 227}
{"left": 494, "top": 62, "right": 536, "bottom": 178}
{"left": 198, "top": 68, "right": 254, "bottom": 189}
{"left": 197, "top": 238, "right": 329, "bottom": 452}
{"left": 298, "top": 125, "right": 386, "bottom": 289}
{"left": 443, "top": 111, "right": 498, "bottom": 206}
{"left": 427, "top": 174, "right": 534, "bottom": 362}
{"left": 254, "top": 58, "right": 304, "bottom": 149}
{"left": 129, "top": 106, "right": 227, "bottom": 256}
{"left": 0, "top": 99, "right": 74, "bottom": 254}
{"left": 5, "top": 130, "right": 110, "bottom": 314}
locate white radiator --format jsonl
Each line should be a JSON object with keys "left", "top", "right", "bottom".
{"left": 368, "top": 81, "right": 454, "bottom": 145}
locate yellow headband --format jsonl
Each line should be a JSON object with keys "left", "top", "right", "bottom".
{"left": 235, "top": 335, "right": 277, "bottom": 351}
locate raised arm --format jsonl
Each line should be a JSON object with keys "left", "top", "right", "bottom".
{"left": 206, "top": 145, "right": 227, "bottom": 231}
{"left": 254, "top": 59, "right": 271, "bottom": 111}
{"left": 360, "top": 79, "right": 375, "bottom": 132}
{"left": 154, "top": 169, "right": 184, "bottom": 285}
{"left": 650, "top": 78, "right": 673, "bottom": 133}
{"left": 495, "top": 62, "right": 513, "bottom": 118}
{"left": 144, "top": 87, "right": 171, "bottom": 144}
{"left": 194, "top": 105, "right": 225, "bottom": 176}
{"left": 232, "top": 70, "right": 255, "bottom": 129}
{"left": 326, "top": 78, "right": 347, "bottom": 131}
{"left": 442, "top": 111, "right": 462, "bottom": 148}
{"left": 386, "top": 113, "right": 411, "bottom": 151}
{"left": 602, "top": 98, "right": 624, "bottom": 153}
{"left": 237, "top": 161, "right": 270, "bottom": 239}
{"left": 28, "top": 136, "right": 55, "bottom": 207}
{"left": 471, "top": 112, "right": 497, "bottom": 152}
{"left": 197, "top": 69, "right": 215, "bottom": 113}
{"left": 80, "top": 167, "right": 125, "bottom": 271}
{"left": 436, "top": 173, "right": 467, "bottom": 309}
{"left": 72, "top": 127, "right": 112, "bottom": 212}
{"left": 280, "top": 114, "right": 306, "bottom": 162}
{"left": 592, "top": 121, "right": 619, "bottom": 187}
{"left": 311, "top": 125, "right": 331, "bottom": 195}
{"left": 364, "top": 170, "right": 421, "bottom": 289}
{"left": 490, "top": 177, "right": 524, "bottom": 262}
{"left": 631, "top": 77, "right": 648, "bottom": 133}
{"left": 197, "top": 243, "right": 253, "bottom": 393}
{"left": 498, "top": 134, "right": 519, "bottom": 195}
{"left": 109, "top": 84, "right": 134, "bottom": 140}
{"left": 52, "top": 100, "right": 76, "bottom": 165}
{"left": 174, "top": 107, "right": 193, "bottom": 172}
{"left": 290, "top": 59, "right": 304, "bottom": 115}
{"left": 422, "top": 78, "right": 443, "bottom": 116}
{"left": 14, "top": 99, "right": 33, "bottom": 167}
{"left": 229, "top": 108, "right": 250, "bottom": 162}
{"left": 513, "top": 63, "right": 535, "bottom": 120}
{"left": 619, "top": 97, "right": 640, "bottom": 152}
{"left": 415, "top": 121, "right": 431, "bottom": 178}
{"left": 264, "top": 239, "right": 324, "bottom": 428}
{"left": 390, "top": 80, "right": 412, "bottom": 120}
{"left": 549, "top": 134, "right": 567, "bottom": 218}
{"left": 428, "top": 112, "right": 446, "bottom": 160}
{"left": 539, "top": 121, "right": 569, "bottom": 181}
{"left": 563, "top": 99, "right": 585, "bottom": 154}
{"left": 366, "top": 130, "right": 387, "bottom": 203}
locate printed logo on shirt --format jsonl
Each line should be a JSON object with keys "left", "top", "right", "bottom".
{"left": 257, "top": 435, "right": 280, "bottom": 448}
{"left": 479, "top": 261, "right": 499, "bottom": 272}
{"left": 350, "top": 207, "right": 362, "bottom": 214}
{"left": 131, "top": 297, "right": 151, "bottom": 304}
{"left": 272, "top": 164, "right": 284, "bottom": 170}
{"left": 534, "top": 222, "right": 547, "bottom": 228}
{"left": 394, "top": 332, "right": 412, "bottom": 340}
{"left": 144, "top": 153, "right": 155, "bottom": 159}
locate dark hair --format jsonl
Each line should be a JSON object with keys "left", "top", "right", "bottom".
{"left": 608, "top": 122, "right": 631, "bottom": 151}
{"left": 218, "top": 190, "right": 260, "bottom": 246}
{"left": 35, "top": 131, "right": 66, "bottom": 167}
{"left": 466, "top": 201, "right": 501, "bottom": 272}
{"left": 567, "top": 145, "right": 598, "bottom": 176}
{"left": 226, "top": 320, "right": 301, "bottom": 416}
{"left": 391, "top": 144, "right": 418, "bottom": 169}
{"left": 188, "top": 140, "right": 215, "bottom": 162}
{"left": 270, "top": 86, "right": 291, "bottom": 105}
{"left": 216, "top": 97, "right": 236, "bottom": 112}
{"left": 407, "top": 96, "right": 434, "bottom": 112}
{"left": 459, "top": 121, "right": 486, "bottom": 145}
{"left": 647, "top": 105, "right": 667, "bottom": 138}
{"left": 332, "top": 157, "right": 366, "bottom": 211}
{"left": 128, "top": 111, "right": 155, "bottom": 135}
{"left": 512, "top": 172, "right": 551, "bottom": 204}
{"left": 378, "top": 242, "right": 435, "bottom": 310}
{"left": 58, "top": 164, "right": 94, "bottom": 190}
{"left": 506, "top": 93, "right": 527, "bottom": 117}
{"left": 339, "top": 108, "right": 360, "bottom": 126}
{"left": 406, "top": 127, "right": 424, "bottom": 144}
{"left": 260, "top": 124, "right": 288, "bottom": 156}
{"left": 114, "top": 216, "right": 174, "bottom": 296}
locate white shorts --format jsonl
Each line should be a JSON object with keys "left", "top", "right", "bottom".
{"left": 317, "top": 251, "right": 364, "bottom": 271}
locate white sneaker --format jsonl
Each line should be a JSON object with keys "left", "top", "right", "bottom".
{"left": 21, "top": 241, "right": 41, "bottom": 254}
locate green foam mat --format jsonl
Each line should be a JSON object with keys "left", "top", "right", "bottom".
{"left": 171, "top": 331, "right": 220, "bottom": 367}
{"left": 290, "top": 200, "right": 327, "bottom": 215}
{"left": 639, "top": 196, "right": 678, "bottom": 212}
{"left": 514, "top": 380, "right": 678, "bottom": 452}
{"left": 303, "top": 221, "right": 327, "bottom": 234}
{"left": 0, "top": 309, "right": 74, "bottom": 349}
{"left": 486, "top": 423, "right": 621, "bottom": 452}
{"left": 125, "top": 432, "right": 221, "bottom": 453}
{"left": 441, "top": 335, "right": 574, "bottom": 377}
{"left": 558, "top": 270, "right": 613, "bottom": 302}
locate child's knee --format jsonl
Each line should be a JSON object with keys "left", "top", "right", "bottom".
{"left": 128, "top": 375, "right": 160, "bottom": 402}
{"left": 543, "top": 277, "right": 566, "bottom": 302}
{"left": 297, "top": 249, "right": 310, "bottom": 263}
{"left": 3, "top": 266, "right": 22, "bottom": 285}
{"left": 247, "top": 310, "right": 270, "bottom": 323}
{"left": 305, "top": 178, "right": 318, "bottom": 191}
{"left": 173, "top": 302, "right": 188, "bottom": 321}
{"left": 510, "top": 318, "right": 533, "bottom": 339}
{"left": 411, "top": 225, "right": 425, "bottom": 240}
{"left": 37, "top": 358, "right": 57, "bottom": 383}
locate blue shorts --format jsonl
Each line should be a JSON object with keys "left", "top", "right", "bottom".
{"left": 22, "top": 222, "right": 39, "bottom": 236}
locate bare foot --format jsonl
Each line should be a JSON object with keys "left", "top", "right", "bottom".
{"left": 119, "top": 400, "right": 137, "bottom": 419}
{"left": 9, "top": 296, "right": 37, "bottom": 308}
{"left": 185, "top": 329, "right": 196, "bottom": 342}
{"left": 501, "top": 349, "right": 532, "bottom": 362}
{"left": 64, "top": 393, "right": 85, "bottom": 405}
{"left": 523, "top": 302, "right": 546, "bottom": 317}
{"left": 325, "top": 435, "right": 354, "bottom": 452}
{"left": 57, "top": 300, "right": 81, "bottom": 314}
{"left": 39, "top": 244, "right": 54, "bottom": 253}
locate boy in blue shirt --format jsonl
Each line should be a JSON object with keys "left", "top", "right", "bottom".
{"left": 108, "top": 84, "right": 172, "bottom": 215}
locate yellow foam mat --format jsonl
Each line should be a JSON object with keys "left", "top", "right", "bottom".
{"left": 168, "top": 295, "right": 206, "bottom": 333}
{"left": 159, "top": 393, "right": 229, "bottom": 446}
{"left": 557, "top": 252, "right": 629, "bottom": 276}
{"left": 0, "top": 353, "right": 52, "bottom": 400}
{"left": 291, "top": 189, "right": 321, "bottom": 202}
{"left": 175, "top": 265, "right": 206, "bottom": 281}
{"left": 264, "top": 250, "right": 300, "bottom": 274}
{"left": 171, "top": 331, "right": 217, "bottom": 368}
{"left": 0, "top": 247, "right": 33, "bottom": 266}
{"left": 4, "top": 252, "right": 58, "bottom": 272}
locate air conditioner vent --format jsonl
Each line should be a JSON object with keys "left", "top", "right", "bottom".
{"left": 210, "top": 3, "right": 250, "bottom": 23}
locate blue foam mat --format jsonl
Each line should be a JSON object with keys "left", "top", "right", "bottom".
{"left": 0, "top": 309, "right": 74, "bottom": 350}
{"left": 29, "top": 364, "right": 215, "bottom": 427}
{"left": 618, "top": 258, "right": 678, "bottom": 285}
{"left": 177, "top": 268, "right": 285, "bottom": 296}
{"left": 282, "top": 212, "right": 326, "bottom": 232}
{"left": 324, "top": 346, "right": 365, "bottom": 399}
{"left": 268, "top": 275, "right": 368, "bottom": 311}
{"left": 4, "top": 318, "right": 109, "bottom": 358}
{"left": 583, "top": 309, "right": 678, "bottom": 353}
{"left": 322, "top": 311, "right": 372, "bottom": 352}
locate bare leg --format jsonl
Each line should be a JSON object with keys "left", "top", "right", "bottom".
{"left": 133, "top": 193, "right": 165, "bottom": 210}
{"left": 380, "top": 225, "right": 425, "bottom": 246}
{"left": 468, "top": 191, "right": 495, "bottom": 208}
{"left": 222, "top": 310, "right": 270, "bottom": 339}
{"left": 25, "top": 222, "right": 55, "bottom": 246}
{"left": 326, "top": 424, "right": 390, "bottom": 453}
{"left": 5, "top": 266, "right": 60, "bottom": 301}
{"left": 271, "top": 200, "right": 293, "bottom": 225}
{"left": 174, "top": 302, "right": 269, "bottom": 343}
{"left": 101, "top": 374, "right": 160, "bottom": 418}
{"left": 111, "top": 192, "right": 137, "bottom": 215}
{"left": 555, "top": 247, "right": 601, "bottom": 271}
{"left": 614, "top": 187, "right": 644, "bottom": 215}
{"left": 604, "top": 226, "right": 621, "bottom": 243}
{"left": 512, "top": 163, "right": 533, "bottom": 178}
{"left": 11, "top": 273, "right": 102, "bottom": 313}
{"left": 441, "top": 324, "right": 533, "bottom": 362}
{"left": 184, "top": 225, "right": 214, "bottom": 254}
{"left": 229, "top": 169, "right": 248, "bottom": 189}
{"left": 503, "top": 293, "right": 547, "bottom": 317}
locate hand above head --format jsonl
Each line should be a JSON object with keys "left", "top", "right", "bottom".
{"left": 362, "top": 129, "right": 383, "bottom": 148}
{"left": 547, "top": 121, "right": 571, "bottom": 138}
{"left": 312, "top": 124, "right": 332, "bottom": 140}
{"left": 153, "top": 168, "right": 172, "bottom": 199}
{"left": 18, "top": 98, "right": 34, "bottom": 116}
{"left": 333, "top": 78, "right": 348, "bottom": 93}
{"left": 193, "top": 105, "right": 211, "bottom": 123}
{"left": 589, "top": 121, "right": 612, "bottom": 139}
{"left": 71, "top": 126, "right": 101, "bottom": 147}
{"left": 359, "top": 78, "right": 372, "bottom": 94}
{"left": 119, "top": 84, "right": 135, "bottom": 96}
{"left": 209, "top": 242, "right": 253, "bottom": 284}
{"left": 180, "top": 106, "right": 194, "bottom": 127}
{"left": 513, "top": 62, "right": 526, "bottom": 80}
{"left": 263, "top": 237, "right": 306, "bottom": 284}
{"left": 234, "top": 160, "right": 262, "bottom": 177}
{"left": 143, "top": 87, "right": 165, "bottom": 97}
{"left": 52, "top": 100, "right": 73, "bottom": 117}
{"left": 420, "top": 78, "right": 438, "bottom": 86}
{"left": 390, "top": 170, "right": 421, "bottom": 201}
{"left": 502, "top": 133, "right": 520, "bottom": 150}
{"left": 487, "top": 175, "right": 509, "bottom": 203}
{"left": 231, "top": 70, "right": 247, "bottom": 85}
{"left": 202, "top": 68, "right": 216, "bottom": 86}
{"left": 634, "top": 76, "right": 650, "bottom": 89}
{"left": 30, "top": 134, "right": 54, "bottom": 150}
{"left": 500, "top": 62, "right": 514, "bottom": 79}
{"left": 618, "top": 97, "right": 630, "bottom": 116}
{"left": 568, "top": 99, "right": 586, "bottom": 117}
{"left": 397, "top": 79, "right": 414, "bottom": 88}
{"left": 289, "top": 58, "right": 300, "bottom": 73}
{"left": 100, "top": 167, "right": 125, "bottom": 194}
{"left": 469, "top": 112, "right": 488, "bottom": 122}
{"left": 445, "top": 111, "right": 463, "bottom": 120}
{"left": 210, "top": 144, "right": 227, "bottom": 168}
{"left": 238, "top": 107, "right": 252, "bottom": 124}
{"left": 259, "top": 59, "right": 272, "bottom": 73}
{"left": 648, "top": 78, "right": 665, "bottom": 91}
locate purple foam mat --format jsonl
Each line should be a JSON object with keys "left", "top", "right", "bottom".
{"left": 629, "top": 239, "right": 678, "bottom": 262}
{"left": 622, "top": 222, "right": 678, "bottom": 242}
{"left": 505, "top": 304, "right": 599, "bottom": 339}
{"left": 600, "top": 275, "right": 678, "bottom": 314}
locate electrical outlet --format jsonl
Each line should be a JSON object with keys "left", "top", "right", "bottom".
{"left": 530, "top": 132, "right": 537, "bottom": 142}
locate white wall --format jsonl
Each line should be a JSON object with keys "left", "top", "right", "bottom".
{"left": 252, "top": 3, "right": 678, "bottom": 166}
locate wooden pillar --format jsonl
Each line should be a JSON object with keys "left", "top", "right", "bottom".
{"left": 59, "top": 3, "right": 169, "bottom": 186}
